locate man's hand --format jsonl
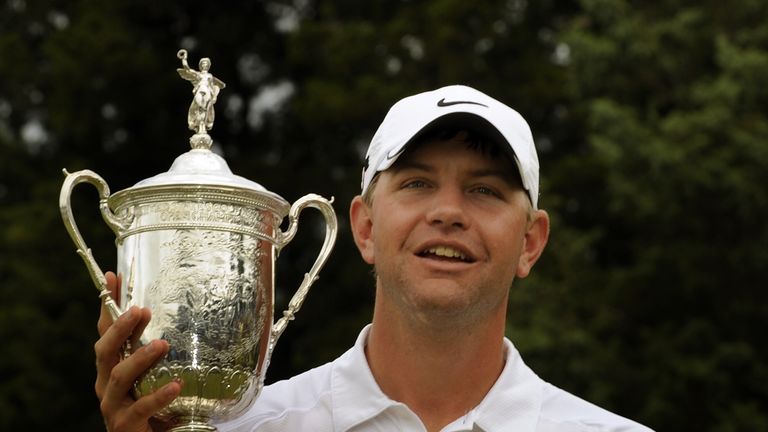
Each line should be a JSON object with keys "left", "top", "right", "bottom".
{"left": 94, "top": 271, "right": 181, "bottom": 432}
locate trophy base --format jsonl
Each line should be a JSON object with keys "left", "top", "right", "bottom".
{"left": 168, "top": 419, "right": 217, "bottom": 432}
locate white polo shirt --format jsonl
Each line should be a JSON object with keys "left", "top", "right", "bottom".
{"left": 216, "top": 325, "right": 654, "bottom": 432}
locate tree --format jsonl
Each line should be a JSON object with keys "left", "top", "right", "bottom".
{"left": 509, "top": 1, "right": 768, "bottom": 430}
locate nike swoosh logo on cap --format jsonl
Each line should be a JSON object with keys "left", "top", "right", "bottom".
{"left": 437, "top": 98, "right": 488, "bottom": 108}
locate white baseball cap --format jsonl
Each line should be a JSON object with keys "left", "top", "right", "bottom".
{"left": 361, "top": 85, "right": 540, "bottom": 209}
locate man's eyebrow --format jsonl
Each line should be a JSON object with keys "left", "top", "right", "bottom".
{"left": 391, "top": 163, "right": 521, "bottom": 187}
{"left": 390, "top": 160, "right": 433, "bottom": 173}
{"left": 469, "top": 168, "right": 522, "bottom": 187}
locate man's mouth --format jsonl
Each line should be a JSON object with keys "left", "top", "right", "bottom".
{"left": 418, "top": 246, "right": 474, "bottom": 263}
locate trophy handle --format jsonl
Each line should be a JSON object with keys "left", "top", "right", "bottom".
{"left": 59, "top": 169, "right": 133, "bottom": 321}
{"left": 271, "top": 194, "right": 338, "bottom": 350}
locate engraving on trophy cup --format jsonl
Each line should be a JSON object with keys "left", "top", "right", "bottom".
{"left": 59, "top": 49, "right": 338, "bottom": 431}
{"left": 135, "top": 229, "right": 267, "bottom": 421}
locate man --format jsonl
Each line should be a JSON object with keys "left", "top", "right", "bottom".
{"left": 95, "top": 85, "right": 654, "bottom": 431}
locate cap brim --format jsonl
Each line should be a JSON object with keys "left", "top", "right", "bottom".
{"left": 387, "top": 112, "right": 521, "bottom": 178}
{"left": 407, "top": 113, "right": 512, "bottom": 154}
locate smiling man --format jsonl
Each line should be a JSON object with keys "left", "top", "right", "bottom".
{"left": 94, "top": 85, "right": 654, "bottom": 432}
{"left": 217, "top": 86, "right": 654, "bottom": 431}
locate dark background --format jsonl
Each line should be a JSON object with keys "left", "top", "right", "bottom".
{"left": 1, "top": 1, "right": 767, "bottom": 430}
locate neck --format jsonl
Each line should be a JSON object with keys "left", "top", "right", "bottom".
{"left": 366, "top": 290, "right": 507, "bottom": 432}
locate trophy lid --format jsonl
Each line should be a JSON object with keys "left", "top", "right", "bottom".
{"left": 110, "top": 49, "right": 288, "bottom": 211}
{"left": 131, "top": 148, "right": 274, "bottom": 194}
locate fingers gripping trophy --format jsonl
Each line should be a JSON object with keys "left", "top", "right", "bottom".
{"left": 59, "top": 50, "right": 338, "bottom": 431}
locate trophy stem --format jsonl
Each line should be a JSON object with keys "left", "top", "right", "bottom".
{"left": 167, "top": 419, "right": 217, "bottom": 432}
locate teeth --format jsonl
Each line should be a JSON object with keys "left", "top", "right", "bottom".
{"left": 426, "top": 246, "right": 468, "bottom": 261}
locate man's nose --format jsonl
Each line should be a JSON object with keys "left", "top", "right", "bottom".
{"left": 425, "top": 187, "right": 469, "bottom": 229}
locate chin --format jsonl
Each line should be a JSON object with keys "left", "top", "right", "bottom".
{"left": 409, "top": 293, "right": 479, "bottom": 322}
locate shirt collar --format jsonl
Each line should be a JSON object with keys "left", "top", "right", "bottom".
{"left": 330, "top": 325, "right": 544, "bottom": 432}
{"left": 331, "top": 325, "right": 402, "bottom": 431}
{"left": 470, "top": 338, "right": 544, "bottom": 431}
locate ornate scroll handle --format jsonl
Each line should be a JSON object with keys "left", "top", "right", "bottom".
{"left": 59, "top": 169, "right": 134, "bottom": 321}
{"left": 270, "top": 194, "right": 338, "bottom": 351}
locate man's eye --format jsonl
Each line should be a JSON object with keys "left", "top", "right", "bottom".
{"left": 404, "top": 180, "right": 428, "bottom": 189}
{"left": 472, "top": 185, "right": 500, "bottom": 197}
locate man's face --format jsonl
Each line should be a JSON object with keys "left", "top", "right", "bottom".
{"left": 350, "top": 136, "right": 549, "bottom": 327}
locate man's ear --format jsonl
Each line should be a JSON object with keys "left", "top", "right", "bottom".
{"left": 350, "top": 196, "right": 375, "bottom": 264}
{"left": 516, "top": 209, "right": 550, "bottom": 278}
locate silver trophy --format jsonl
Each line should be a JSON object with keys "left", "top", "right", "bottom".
{"left": 59, "top": 50, "right": 338, "bottom": 431}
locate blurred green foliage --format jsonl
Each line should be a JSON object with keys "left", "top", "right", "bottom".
{"left": 1, "top": 0, "right": 766, "bottom": 430}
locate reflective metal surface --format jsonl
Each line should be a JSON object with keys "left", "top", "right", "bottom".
{"left": 59, "top": 50, "right": 338, "bottom": 431}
